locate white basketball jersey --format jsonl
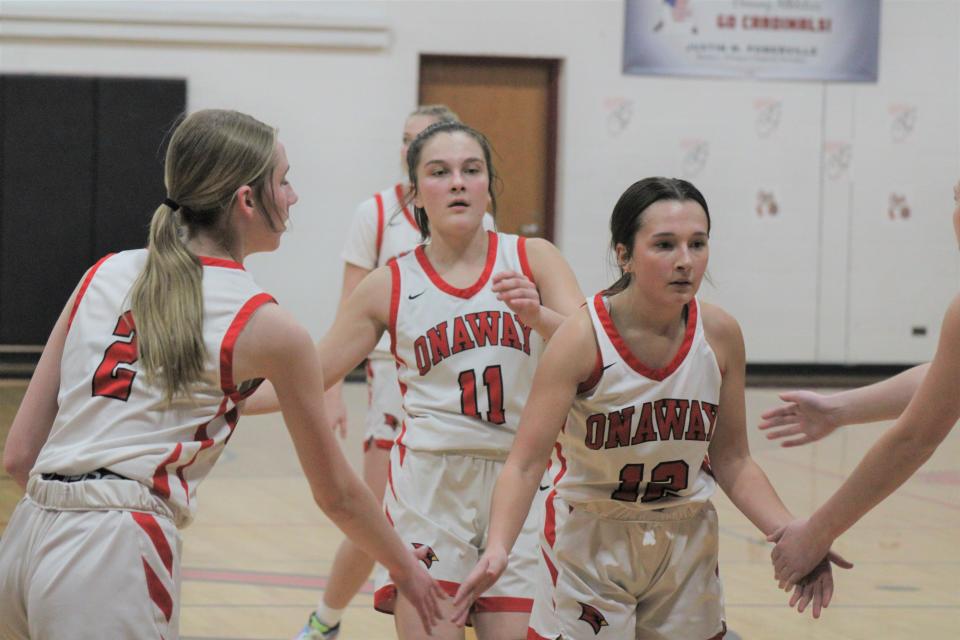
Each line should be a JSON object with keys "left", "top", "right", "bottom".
{"left": 343, "top": 183, "right": 494, "bottom": 360}
{"left": 33, "top": 250, "right": 274, "bottom": 527}
{"left": 553, "top": 293, "right": 720, "bottom": 512}
{"left": 388, "top": 231, "right": 543, "bottom": 458}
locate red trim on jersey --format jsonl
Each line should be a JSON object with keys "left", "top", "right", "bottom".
{"left": 527, "top": 628, "right": 552, "bottom": 640}
{"left": 576, "top": 346, "right": 604, "bottom": 394}
{"left": 68, "top": 253, "right": 114, "bottom": 329}
{"left": 544, "top": 489, "right": 559, "bottom": 548}
{"left": 517, "top": 236, "right": 535, "bottom": 283}
{"left": 544, "top": 442, "right": 568, "bottom": 548}
{"left": 388, "top": 260, "right": 401, "bottom": 360}
{"left": 375, "top": 192, "right": 385, "bottom": 258}
{"left": 473, "top": 596, "right": 533, "bottom": 613}
{"left": 131, "top": 512, "right": 174, "bottom": 576}
{"left": 396, "top": 420, "right": 407, "bottom": 466}
{"left": 364, "top": 437, "right": 394, "bottom": 453}
{"left": 540, "top": 547, "right": 558, "bottom": 586}
{"left": 395, "top": 183, "right": 419, "bottom": 231}
{"left": 593, "top": 293, "right": 698, "bottom": 381}
{"left": 387, "top": 456, "right": 398, "bottom": 500}
{"left": 552, "top": 441, "right": 568, "bottom": 487}
{"left": 152, "top": 443, "right": 183, "bottom": 499}
{"left": 141, "top": 557, "right": 174, "bottom": 621}
{"left": 220, "top": 293, "right": 277, "bottom": 403}
{"left": 199, "top": 256, "right": 244, "bottom": 270}
{"left": 173, "top": 398, "right": 230, "bottom": 503}
{"left": 414, "top": 230, "right": 498, "bottom": 299}
{"left": 701, "top": 454, "right": 715, "bottom": 478}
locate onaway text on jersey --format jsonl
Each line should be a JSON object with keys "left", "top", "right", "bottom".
{"left": 584, "top": 399, "right": 719, "bottom": 449}
{"left": 413, "top": 311, "right": 534, "bottom": 376}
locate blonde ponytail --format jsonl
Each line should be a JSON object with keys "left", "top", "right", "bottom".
{"left": 129, "top": 203, "right": 205, "bottom": 402}
{"left": 128, "top": 109, "right": 277, "bottom": 402}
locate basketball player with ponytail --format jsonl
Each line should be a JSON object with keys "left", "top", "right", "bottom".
{"left": 0, "top": 109, "right": 443, "bottom": 639}
{"left": 452, "top": 177, "right": 850, "bottom": 639}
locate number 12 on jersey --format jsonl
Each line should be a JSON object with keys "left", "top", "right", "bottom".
{"left": 612, "top": 460, "right": 690, "bottom": 503}
{"left": 458, "top": 365, "right": 505, "bottom": 425}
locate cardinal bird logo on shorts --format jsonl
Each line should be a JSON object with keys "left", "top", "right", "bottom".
{"left": 577, "top": 602, "right": 608, "bottom": 635}
{"left": 411, "top": 543, "right": 438, "bottom": 568}
{"left": 384, "top": 413, "right": 400, "bottom": 431}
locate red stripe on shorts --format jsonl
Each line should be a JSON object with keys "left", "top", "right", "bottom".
{"left": 374, "top": 579, "right": 460, "bottom": 615}
{"left": 473, "top": 595, "right": 532, "bottom": 613}
{"left": 141, "top": 557, "right": 173, "bottom": 621}
{"left": 540, "top": 547, "right": 558, "bottom": 586}
{"left": 131, "top": 512, "right": 174, "bottom": 576}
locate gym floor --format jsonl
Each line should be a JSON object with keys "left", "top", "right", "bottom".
{"left": 1, "top": 380, "right": 957, "bottom": 639}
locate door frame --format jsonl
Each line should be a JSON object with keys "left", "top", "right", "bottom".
{"left": 418, "top": 54, "right": 561, "bottom": 242}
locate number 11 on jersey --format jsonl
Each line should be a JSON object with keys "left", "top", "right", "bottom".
{"left": 458, "top": 365, "right": 505, "bottom": 425}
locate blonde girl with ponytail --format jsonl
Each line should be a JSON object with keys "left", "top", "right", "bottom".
{"left": 0, "top": 109, "right": 443, "bottom": 640}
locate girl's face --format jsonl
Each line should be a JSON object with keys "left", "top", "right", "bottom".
{"left": 412, "top": 131, "right": 490, "bottom": 238}
{"left": 401, "top": 114, "right": 439, "bottom": 172}
{"left": 249, "top": 142, "right": 298, "bottom": 253}
{"left": 617, "top": 199, "right": 709, "bottom": 305}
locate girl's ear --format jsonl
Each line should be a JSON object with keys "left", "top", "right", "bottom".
{"left": 235, "top": 185, "right": 256, "bottom": 215}
{"left": 614, "top": 242, "right": 631, "bottom": 271}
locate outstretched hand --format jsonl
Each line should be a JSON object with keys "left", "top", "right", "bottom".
{"left": 758, "top": 391, "right": 840, "bottom": 447}
{"left": 450, "top": 547, "right": 509, "bottom": 627}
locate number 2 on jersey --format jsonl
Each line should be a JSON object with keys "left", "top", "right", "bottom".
{"left": 458, "top": 365, "right": 505, "bottom": 425}
{"left": 92, "top": 311, "right": 138, "bottom": 401}
{"left": 611, "top": 460, "right": 690, "bottom": 503}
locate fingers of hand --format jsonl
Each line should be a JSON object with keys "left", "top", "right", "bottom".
{"left": 781, "top": 435, "right": 814, "bottom": 448}
{"left": 828, "top": 551, "right": 853, "bottom": 569}
{"left": 760, "top": 405, "right": 796, "bottom": 421}
{"left": 788, "top": 585, "right": 802, "bottom": 608}
{"left": 764, "top": 425, "right": 801, "bottom": 440}
{"left": 799, "top": 582, "right": 815, "bottom": 613}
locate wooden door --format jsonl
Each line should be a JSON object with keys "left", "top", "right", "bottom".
{"left": 419, "top": 55, "right": 559, "bottom": 240}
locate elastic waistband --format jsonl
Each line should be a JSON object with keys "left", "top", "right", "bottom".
{"left": 41, "top": 467, "right": 128, "bottom": 483}
{"left": 570, "top": 498, "right": 711, "bottom": 522}
{"left": 26, "top": 474, "right": 175, "bottom": 522}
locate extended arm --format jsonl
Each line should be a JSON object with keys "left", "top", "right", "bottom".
{"left": 242, "top": 266, "right": 390, "bottom": 415}
{"left": 771, "top": 294, "right": 960, "bottom": 587}
{"left": 323, "top": 262, "right": 374, "bottom": 436}
{"left": 233, "top": 303, "right": 442, "bottom": 631}
{"left": 758, "top": 364, "right": 929, "bottom": 447}
{"left": 451, "top": 310, "right": 596, "bottom": 624}
{"left": 705, "top": 304, "right": 848, "bottom": 617}
{"left": 3, "top": 283, "right": 78, "bottom": 487}
{"left": 706, "top": 305, "right": 794, "bottom": 534}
